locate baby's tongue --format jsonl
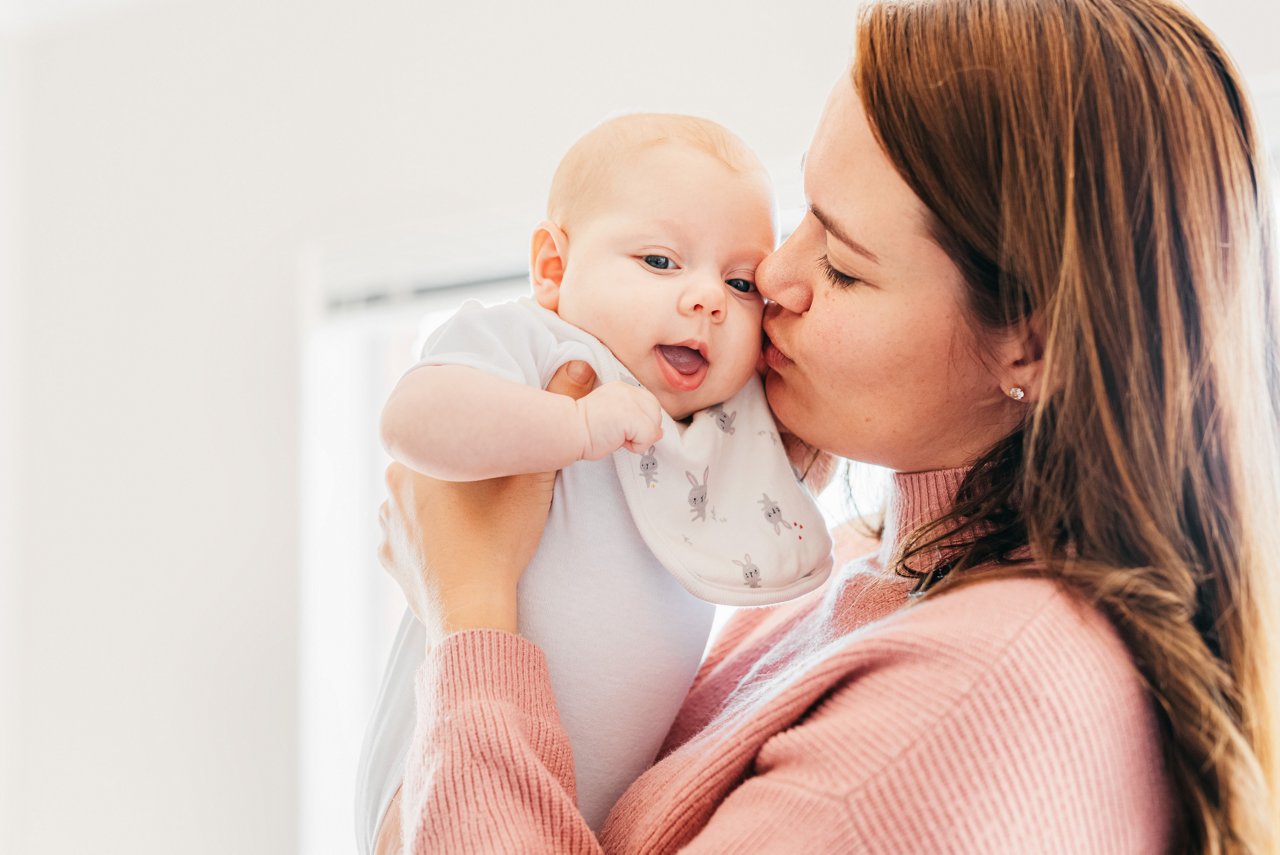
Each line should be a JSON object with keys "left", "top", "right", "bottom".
{"left": 657, "top": 345, "right": 707, "bottom": 376}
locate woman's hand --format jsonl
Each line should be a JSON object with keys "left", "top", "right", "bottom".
{"left": 376, "top": 360, "right": 599, "bottom": 636}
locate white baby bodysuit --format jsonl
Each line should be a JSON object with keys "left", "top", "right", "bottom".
{"left": 355, "top": 297, "right": 833, "bottom": 850}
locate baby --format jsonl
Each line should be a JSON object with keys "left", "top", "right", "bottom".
{"left": 357, "top": 114, "right": 833, "bottom": 850}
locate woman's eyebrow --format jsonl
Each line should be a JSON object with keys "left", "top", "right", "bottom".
{"left": 809, "top": 204, "right": 882, "bottom": 265}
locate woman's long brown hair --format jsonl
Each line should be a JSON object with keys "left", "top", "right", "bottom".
{"left": 854, "top": 0, "right": 1280, "bottom": 850}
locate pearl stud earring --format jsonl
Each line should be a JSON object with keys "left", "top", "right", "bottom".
{"left": 1006, "top": 386, "right": 1026, "bottom": 401}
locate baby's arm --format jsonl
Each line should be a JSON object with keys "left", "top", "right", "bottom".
{"left": 381, "top": 364, "right": 663, "bottom": 481}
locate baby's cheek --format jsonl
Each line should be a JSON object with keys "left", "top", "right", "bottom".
{"left": 724, "top": 344, "right": 762, "bottom": 392}
{"left": 732, "top": 315, "right": 764, "bottom": 360}
{"left": 737, "top": 337, "right": 762, "bottom": 369}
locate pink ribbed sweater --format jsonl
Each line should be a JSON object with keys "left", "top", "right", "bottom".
{"left": 399, "top": 467, "right": 1173, "bottom": 853}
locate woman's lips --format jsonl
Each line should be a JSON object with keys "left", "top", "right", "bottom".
{"left": 655, "top": 345, "right": 709, "bottom": 391}
{"left": 763, "top": 342, "right": 793, "bottom": 371}
{"left": 762, "top": 325, "right": 794, "bottom": 370}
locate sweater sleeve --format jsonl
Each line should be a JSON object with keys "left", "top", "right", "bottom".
{"left": 400, "top": 582, "right": 1170, "bottom": 854}
{"left": 400, "top": 629, "right": 597, "bottom": 853}
{"left": 400, "top": 629, "right": 861, "bottom": 854}
{"left": 705, "top": 584, "right": 1172, "bottom": 853}
{"left": 679, "top": 584, "right": 1170, "bottom": 853}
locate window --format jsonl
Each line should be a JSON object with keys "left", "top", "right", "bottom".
{"left": 297, "top": 257, "right": 530, "bottom": 853}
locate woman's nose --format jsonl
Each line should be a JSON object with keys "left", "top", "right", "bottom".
{"left": 756, "top": 222, "right": 814, "bottom": 314}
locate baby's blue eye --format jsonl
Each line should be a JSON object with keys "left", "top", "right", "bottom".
{"left": 643, "top": 255, "right": 674, "bottom": 270}
{"left": 726, "top": 278, "right": 756, "bottom": 293}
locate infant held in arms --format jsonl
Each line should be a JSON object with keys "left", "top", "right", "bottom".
{"left": 359, "top": 112, "right": 834, "bottom": 851}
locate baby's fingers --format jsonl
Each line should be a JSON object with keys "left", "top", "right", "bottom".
{"left": 624, "top": 406, "right": 664, "bottom": 453}
{"left": 623, "top": 427, "right": 663, "bottom": 454}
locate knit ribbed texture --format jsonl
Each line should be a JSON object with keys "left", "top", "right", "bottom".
{"left": 399, "top": 466, "right": 1172, "bottom": 853}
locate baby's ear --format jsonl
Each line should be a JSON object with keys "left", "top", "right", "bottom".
{"left": 530, "top": 221, "right": 569, "bottom": 312}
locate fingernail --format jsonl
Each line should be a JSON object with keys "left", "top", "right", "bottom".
{"left": 567, "top": 361, "right": 592, "bottom": 383}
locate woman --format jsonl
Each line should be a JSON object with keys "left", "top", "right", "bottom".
{"left": 377, "top": 0, "right": 1279, "bottom": 851}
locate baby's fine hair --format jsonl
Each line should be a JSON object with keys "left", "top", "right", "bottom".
{"left": 547, "top": 113, "right": 766, "bottom": 228}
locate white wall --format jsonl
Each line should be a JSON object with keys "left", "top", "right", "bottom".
{"left": 4, "top": 0, "right": 1278, "bottom": 853}
{"left": 0, "top": 30, "right": 25, "bottom": 855}
{"left": 1185, "top": 0, "right": 1280, "bottom": 80}
{"left": 7, "top": 1, "right": 855, "bottom": 853}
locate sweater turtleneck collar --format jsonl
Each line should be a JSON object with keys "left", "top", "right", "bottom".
{"left": 877, "top": 465, "right": 973, "bottom": 570}
{"left": 820, "top": 464, "right": 975, "bottom": 637}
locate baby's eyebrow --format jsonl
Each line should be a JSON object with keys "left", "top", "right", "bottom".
{"left": 637, "top": 217, "right": 687, "bottom": 241}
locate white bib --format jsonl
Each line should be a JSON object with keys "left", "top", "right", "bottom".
{"left": 417, "top": 297, "right": 835, "bottom": 607}
{"left": 530, "top": 310, "right": 835, "bottom": 606}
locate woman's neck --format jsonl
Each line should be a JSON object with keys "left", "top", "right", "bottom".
{"left": 877, "top": 465, "right": 973, "bottom": 569}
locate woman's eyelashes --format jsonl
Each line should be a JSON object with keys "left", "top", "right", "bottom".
{"left": 818, "top": 254, "right": 862, "bottom": 288}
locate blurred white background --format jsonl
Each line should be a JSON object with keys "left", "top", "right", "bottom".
{"left": 1, "top": 1, "right": 1276, "bottom": 853}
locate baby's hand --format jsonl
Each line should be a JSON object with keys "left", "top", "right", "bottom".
{"left": 575, "top": 381, "right": 664, "bottom": 460}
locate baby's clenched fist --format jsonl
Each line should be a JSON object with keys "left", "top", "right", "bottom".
{"left": 574, "top": 381, "right": 664, "bottom": 460}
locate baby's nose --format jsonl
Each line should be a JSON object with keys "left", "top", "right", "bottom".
{"left": 682, "top": 276, "right": 726, "bottom": 318}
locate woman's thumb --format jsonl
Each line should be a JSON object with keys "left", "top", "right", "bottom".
{"left": 547, "top": 360, "right": 597, "bottom": 399}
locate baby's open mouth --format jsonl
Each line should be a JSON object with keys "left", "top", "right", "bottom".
{"left": 656, "top": 344, "right": 707, "bottom": 375}
{"left": 654, "top": 344, "right": 710, "bottom": 393}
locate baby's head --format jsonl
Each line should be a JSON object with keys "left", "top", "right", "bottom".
{"left": 530, "top": 114, "right": 777, "bottom": 420}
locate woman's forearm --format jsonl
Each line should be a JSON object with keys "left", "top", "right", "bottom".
{"left": 402, "top": 630, "right": 602, "bottom": 854}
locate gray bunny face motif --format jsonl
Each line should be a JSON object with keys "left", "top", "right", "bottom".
{"left": 709, "top": 404, "right": 737, "bottom": 435}
{"left": 639, "top": 446, "right": 659, "bottom": 486}
{"left": 734, "top": 553, "right": 762, "bottom": 588}
{"left": 686, "top": 467, "right": 709, "bottom": 521}
{"left": 758, "top": 493, "right": 793, "bottom": 533}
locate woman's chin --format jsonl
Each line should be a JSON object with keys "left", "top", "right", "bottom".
{"left": 763, "top": 370, "right": 795, "bottom": 425}
{"left": 764, "top": 377, "right": 831, "bottom": 457}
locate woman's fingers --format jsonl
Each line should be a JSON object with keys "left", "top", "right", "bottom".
{"left": 377, "top": 457, "right": 556, "bottom": 634}
{"left": 546, "top": 359, "right": 597, "bottom": 400}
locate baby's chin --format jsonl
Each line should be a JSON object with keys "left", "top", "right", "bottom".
{"left": 656, "top": 388, "right": 716, "bottom": 422}
{"left": 622, "top": 356, "right": 753, "bottom": 421}
{"left": 655, "top": 370, "right": 758, "bottom": 421}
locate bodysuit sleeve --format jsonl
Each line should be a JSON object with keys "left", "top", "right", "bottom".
{"left": 413, "top": 298, "right": 594, "bottom": 388}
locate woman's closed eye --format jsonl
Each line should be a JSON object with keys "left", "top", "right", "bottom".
{"left": 819, "top": 254, "right": 863, "bottom": 288}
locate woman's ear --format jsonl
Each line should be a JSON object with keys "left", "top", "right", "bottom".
{"left": 997, "top": 314, "right": 1050, "bottom": 404}
{"left": 530, "top": 221, "right": 569, "bottom": 311}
